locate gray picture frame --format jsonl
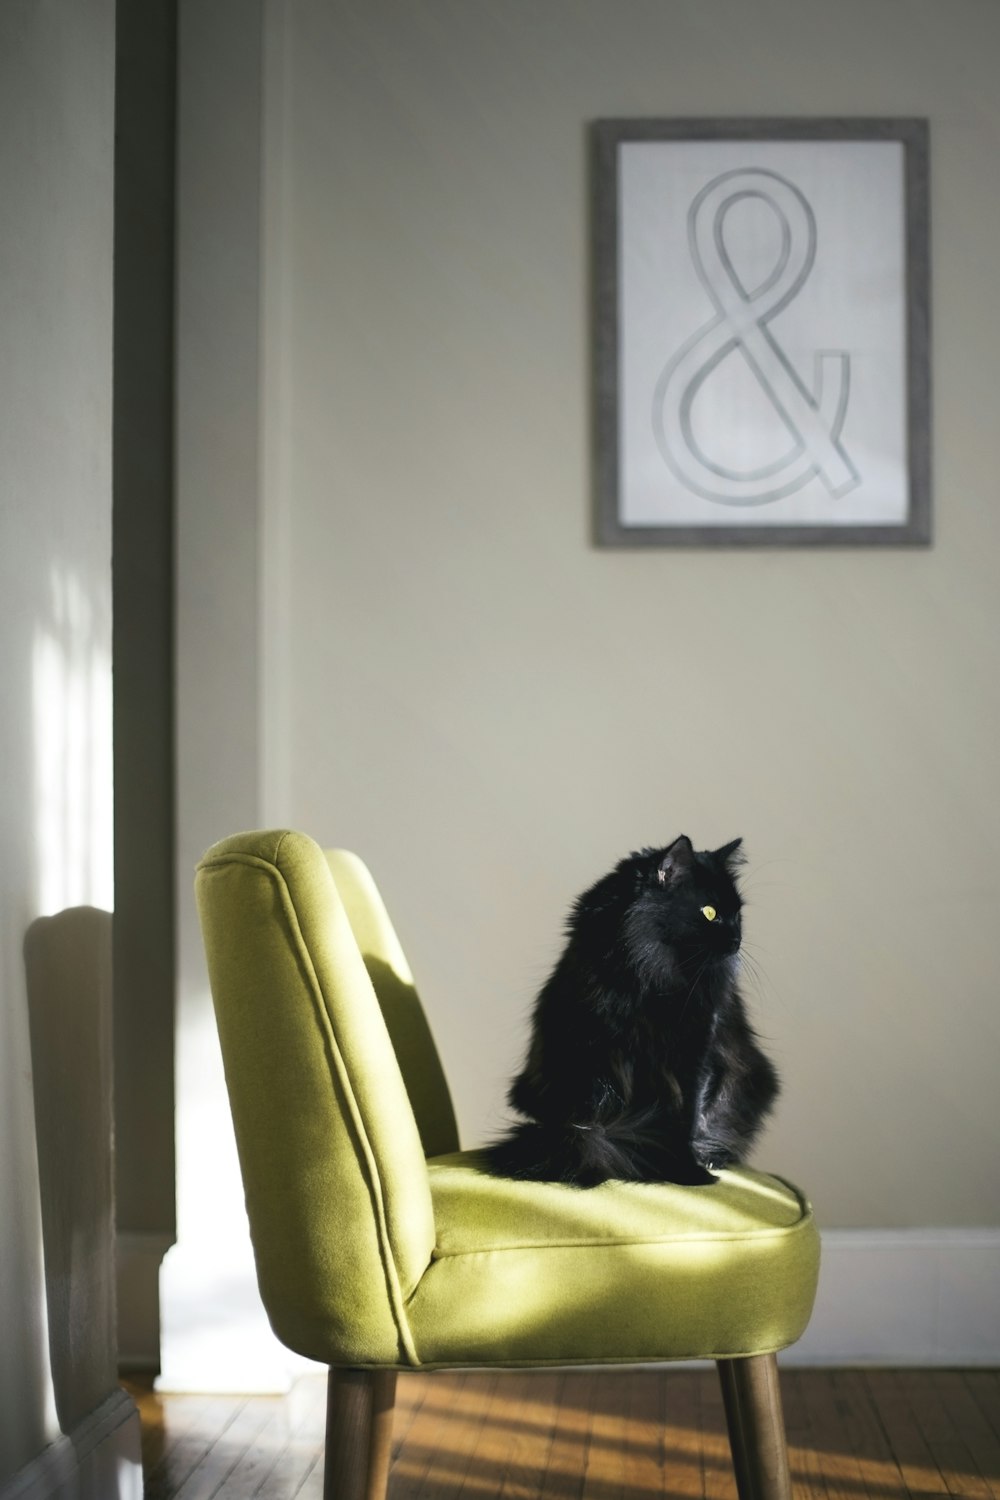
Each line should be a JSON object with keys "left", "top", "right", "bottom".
{"left": 593, "top": 118, "right": 931, "bottom": 547}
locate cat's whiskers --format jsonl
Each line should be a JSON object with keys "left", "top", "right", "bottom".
{"left": 737, "top": 944, "right": 773, "bottom": 1008}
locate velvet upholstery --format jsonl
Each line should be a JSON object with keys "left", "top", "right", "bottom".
{"left": 195, "top": 829, "right": 820, "bottom": 1372}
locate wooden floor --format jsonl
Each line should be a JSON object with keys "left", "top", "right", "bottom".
{"left": 124, "top": 1367, "right": 1000, "bottom": 1500}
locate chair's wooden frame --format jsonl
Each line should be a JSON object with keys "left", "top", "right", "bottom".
{"left": 324, "top": 1368, "right": 398, "bottom": 1500}
{"left": 324, "top": 1354, "right": 791, "bottom": 1500}
{"left": 716, "top": 1355, "right": 792, "bottom": 1500}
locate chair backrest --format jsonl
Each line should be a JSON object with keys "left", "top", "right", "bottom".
{"left": 195, "top": 829, "right": 437, "bottom": 1365}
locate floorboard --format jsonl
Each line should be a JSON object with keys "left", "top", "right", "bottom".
{"left": 123, "top": 1367, "right": 1000, "bottom": 1500}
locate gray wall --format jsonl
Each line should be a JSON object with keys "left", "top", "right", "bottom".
{"left": 162, "top": 0, "right": 296, "bottom": 1393}
{"left": 257, "top": 0, "right": 1000, "bottom": 1230}
{"left": 0, "top": 0, "right": 123, "bottom": 1481}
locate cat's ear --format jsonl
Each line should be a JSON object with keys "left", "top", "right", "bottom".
{"left": 714, "top": 837, "right": 746, "bottom": 871}
{"left": 657, "top": 835, "right": 694, "bottom": 886}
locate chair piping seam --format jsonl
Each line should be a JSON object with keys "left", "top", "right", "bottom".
{"left": 270, "top": 858, "right": 422, "bottom": 1365}
{"left": 428, "top": 1210, "right": 816, "bottom": 1259}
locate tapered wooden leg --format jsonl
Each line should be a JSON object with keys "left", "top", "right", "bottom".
{"left": 324, "top": 1367, "right": 397, "bottom": 1500}
{"left": 716, "top": 1354, "right": 792, "bottom": 1500}
{"left": 718, "top": 1357, "right": 756, "bottom": 1500}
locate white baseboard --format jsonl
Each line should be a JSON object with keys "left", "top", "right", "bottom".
{"left": 127, "top": 1226, "right": 1000, "bottom": 1386}
{"left": 0, "top": 1390, "right": 141, "bottom": 1500}
{"left": 782, "top": 1228, "right": 1000, "bottom": 1366}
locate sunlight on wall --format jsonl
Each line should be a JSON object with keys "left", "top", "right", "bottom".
{"left": 15, "top": 562, "right": 114, "bottom": 1454}
{"left": 32, "top": 565, "right": 113, "bottom": 916}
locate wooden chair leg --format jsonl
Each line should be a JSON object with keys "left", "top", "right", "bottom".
{"left": 718, "top": 1357, "right": 756, "bottom": 1500}
{"left": 716, "top": 1354, "right": 792, "bottom": 1500}
{"left": 324, "top": 1367, "right": 397, "bottom": 1500}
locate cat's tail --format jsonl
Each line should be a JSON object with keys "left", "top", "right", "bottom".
{"left": 484, "top": 1121, "right": 623, "bottom": 1187}
{"left": 484, "top": 1115, "right": 713, "bottom": 1189}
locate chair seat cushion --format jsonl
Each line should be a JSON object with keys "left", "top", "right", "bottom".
{"left": 404, "top": 1151, "right": 819, "bottom": 1368}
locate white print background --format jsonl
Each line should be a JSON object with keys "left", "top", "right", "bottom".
{"left": 619, "top": 139, "right": 909, "bottom": 527}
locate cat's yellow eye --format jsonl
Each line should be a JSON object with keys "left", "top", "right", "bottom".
{"left": 701, "top": 905, "right": 718, "bottom": 922}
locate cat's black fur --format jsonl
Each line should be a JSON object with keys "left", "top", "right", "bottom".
{"left": 486, "top": 836, "right": 779, "bottom": 1187}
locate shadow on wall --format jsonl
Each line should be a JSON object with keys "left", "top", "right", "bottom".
{"left": 23, "top": 907, "right": 119, "bottom": 1434}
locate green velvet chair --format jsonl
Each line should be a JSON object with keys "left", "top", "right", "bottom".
{"left": 195, "top": 829, "right": 820, "bottom": 1500}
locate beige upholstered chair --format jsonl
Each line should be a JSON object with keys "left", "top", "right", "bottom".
{"left": 196, "top": 829, "right": 820, "bottom": 1500}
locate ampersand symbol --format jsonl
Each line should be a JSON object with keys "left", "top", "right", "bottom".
{"left": 652, "top": 168, "right": 860, "bottom": 507}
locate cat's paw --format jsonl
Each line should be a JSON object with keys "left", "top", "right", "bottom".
{"left": 693, "top": 1145, "right": 736, "bottom": 1173}
{"left": 671, "top": 1160, "right": 718, "bottom": 1187}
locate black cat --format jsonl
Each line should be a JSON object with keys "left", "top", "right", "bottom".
{"left": 487, "top": 835, "right": 779, "bottom": 1187}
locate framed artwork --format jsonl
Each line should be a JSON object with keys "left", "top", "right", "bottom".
{"left": 593, "top": 118, "right": 931, "bottom": 546}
